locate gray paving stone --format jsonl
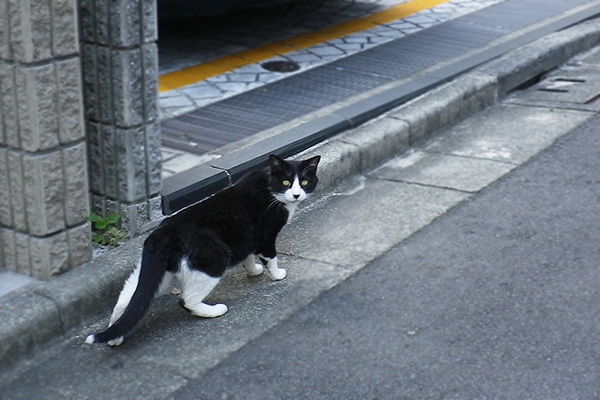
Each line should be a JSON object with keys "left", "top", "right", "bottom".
{"left": 285, "top": 51, "right": 322, "bottom": 63}
{"left": 159, "top": 92, "right": 194, "bottom": 108}
{"left": 0, "top": 291, "right": 60, "bottom": 365}
{"left": 309, "top": 44, "right": 346, "bottom": 57}
{"left": 161, "top": 152, "right": 211, "bottom": 178}
{"left": 279, "top": 178, "right": 468, "bottom": 267}
{"left": 181, "top": 84, "right": 222, "bottom": 100}
{"left": 224, "top": 73, "right": 259, "bottom": 83}
{"left": 0, "top": 271, "right": 36, "bottom": 298}
{"left": 213, "top": 81, "right": 251, "bottom": 92}
{"left": 372, "top": 150, "right": 515, "bottom": 193}
{"left": 332, "top": 42, "right": 364, "bottom": 52}
{"left": 423, "top": 104, "right": 594, "bottom": 164}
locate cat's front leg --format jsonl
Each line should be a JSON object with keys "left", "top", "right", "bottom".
{"left": 242, "top": 254, "right": 264, "bottom": 277}
{"left": 260, "top": 256, "right": 287, "bottom": 281}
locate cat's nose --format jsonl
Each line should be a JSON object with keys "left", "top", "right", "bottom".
{"left": 293, "top": 194, "right": 300, "bottom": 199}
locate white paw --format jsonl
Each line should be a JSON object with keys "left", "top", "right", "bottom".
{"left": 245, "top": 263, "right": 264, "bottom": 277}
{"left": 268, "top": 268, "right": 287, "bottom": 281}
{"left": 203, "top": 303, "right": 228, "bottom": 318}
{"left": 107, "top": 336, "right": 124, "bottom": 347}
{"left": 187, "top": 302, "right": 228, "bottom": 318}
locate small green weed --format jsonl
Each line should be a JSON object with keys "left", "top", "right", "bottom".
{"left": 89, "top": 213, "right": 128, "bottom": 248}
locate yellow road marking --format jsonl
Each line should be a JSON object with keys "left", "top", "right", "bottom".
{"left": 159, "top": 0, "right": 452, "bottom": 92}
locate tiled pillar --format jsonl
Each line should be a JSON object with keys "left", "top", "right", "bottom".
{"left": 0, "top": 0, "right": 92, "bottom": 279}
{"left": 79, "top": 0, "right": 163, "bottom": 235}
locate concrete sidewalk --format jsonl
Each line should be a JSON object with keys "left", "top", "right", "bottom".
{"left": 1, "top": 16, "right": 600, "bottom": 386}
{"left": 173, "top": 92, "right": 600, "bottom": 400}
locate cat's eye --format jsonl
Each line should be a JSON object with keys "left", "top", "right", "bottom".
{"left": 282, "top": 180, "right": 291, "bottom": 186}
{"left": 301, "top": 180, "right": 309, "bottom": 186}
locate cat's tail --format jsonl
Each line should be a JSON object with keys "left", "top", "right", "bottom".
{"left": 85, "top": 243, "right": 166, "bottom": 346}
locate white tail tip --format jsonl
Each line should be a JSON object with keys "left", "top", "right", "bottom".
{"left": 85, "top": 335, "right": 95, "bottom": 344}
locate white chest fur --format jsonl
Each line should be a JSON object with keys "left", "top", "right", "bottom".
{"left": 285, "top": 202, "right": 298, "bottom": 223}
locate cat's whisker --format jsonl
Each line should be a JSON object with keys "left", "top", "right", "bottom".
{"left": 267, "top": 196, "right": 283, "bottom": 211}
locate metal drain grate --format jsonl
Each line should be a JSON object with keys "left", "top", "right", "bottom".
{"left": 526, "top": 71, "right": 600, "bottom": 104}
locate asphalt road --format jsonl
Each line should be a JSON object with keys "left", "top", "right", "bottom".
{"left": 170, "top": 114, "right": 600, "bottom": 400}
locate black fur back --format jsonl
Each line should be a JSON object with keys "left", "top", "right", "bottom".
{"left": 155, "top": 155, "right": 320, "bottom": 273}
{"left": 160, "top": 169, "right": 284, "bottom": 275}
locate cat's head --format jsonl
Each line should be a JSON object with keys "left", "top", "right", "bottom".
{"left": 268, "top": 154, "right": 321, "bottom": 204}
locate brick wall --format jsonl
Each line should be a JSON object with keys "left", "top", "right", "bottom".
{"left": 79, "top": 0, "right": 163, "bottom": 235}
{"left": 0, "top": 0, "right": 91, "bottom": 279}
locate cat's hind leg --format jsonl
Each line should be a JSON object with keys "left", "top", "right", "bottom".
{"left": 178, "top": 258, "right": 228, "bottom": 318}
{"left": 242, "top": 254, "right": 264, "bottom": 276}
{"left": 156, "top": 271, "right": 175, "bottom": 297}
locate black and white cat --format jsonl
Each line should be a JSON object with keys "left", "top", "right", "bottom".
{"left": 86, "top": 154, "right": 321, "bottom": 346}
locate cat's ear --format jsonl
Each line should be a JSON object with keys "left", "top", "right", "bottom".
{"left": 269, "top": 154, "right": 286, "bottom": 172}
{"left": 302, "top": 155, "right": 321, "bottom": 174}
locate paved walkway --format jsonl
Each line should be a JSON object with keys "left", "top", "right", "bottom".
{"left": 173, "top": 110, "right": 600, "bottom": 400}
{"left": 1, "top": 40, "right": 599, "bottom": 399}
